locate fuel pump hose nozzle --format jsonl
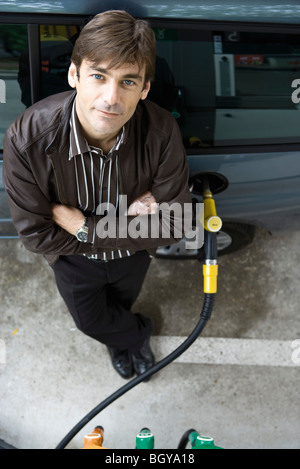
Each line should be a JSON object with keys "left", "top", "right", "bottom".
{"left": 202, "top": 185, "right": 221, "bottom": 294}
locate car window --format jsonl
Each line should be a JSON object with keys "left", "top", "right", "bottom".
{"left": 0, "top": 23, "right": 78, "bottom": 151}
{"left": 38, "top": 25, "right": 77, "bottom": 103}
{"left": 0, "top": 24, "right": 27, "bottom": 150}
{"left": 1, "top": 20, "right": 300, "bottom": 152}
{"left": 148, "top": 26, "right": 300, "bottom": 149}
{"left": 212, "top": 29, "right": 300, "bottom": 146}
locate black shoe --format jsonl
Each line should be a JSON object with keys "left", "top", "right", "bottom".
{"left": 107, "top": 346, "right": 134, "bottom": 379}
{"left": 131, "top": 335, "right": 155, "bottom": 381}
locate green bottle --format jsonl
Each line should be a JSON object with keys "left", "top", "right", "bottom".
{"left": 136, "top": 428, "right": 155, "bottom": 449}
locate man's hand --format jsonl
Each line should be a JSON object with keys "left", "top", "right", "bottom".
{"left": 51, "top": 203, "right": 85, "bottom": 236}
{"left": 127, "top": 191, "right": 158, "bottom": 216}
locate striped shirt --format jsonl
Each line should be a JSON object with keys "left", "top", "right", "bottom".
{"left": 69, "top": 98, "right": 132, "bottom": 261}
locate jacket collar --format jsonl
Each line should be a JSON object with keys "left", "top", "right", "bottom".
{"left": 45, "top": 91, "right": 76, "bottom": 157}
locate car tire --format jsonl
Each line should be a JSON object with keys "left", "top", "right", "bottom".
{"left": 155, "top": 221, "right": 255, "bottom": 259}
{"left": 216, "top": 221, "right": 256, "bottom": 256}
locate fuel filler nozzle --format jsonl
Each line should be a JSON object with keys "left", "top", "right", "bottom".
{"left": 202, "top": 179, "right": 222, "bottom": 295}
{"left": 190, "top": 171, "right": 227, "bottom": 297}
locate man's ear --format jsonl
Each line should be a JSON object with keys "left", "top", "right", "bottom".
{"left": 141, "top": 81, "right": 151, "bottom": 100}
{"left": 68, "top": 62, "right": 78, "bottom": 89}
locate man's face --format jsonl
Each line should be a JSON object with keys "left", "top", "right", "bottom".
{"left": 68, "top": 59, "right": 151, "bottom": 146}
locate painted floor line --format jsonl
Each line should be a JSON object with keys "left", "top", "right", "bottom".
{"left": 151, "top": 336, "right": 300, "bottom": 367}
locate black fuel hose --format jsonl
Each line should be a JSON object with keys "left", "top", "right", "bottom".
{"left": 177, "top": 428, "right": 197, "bottom": 449}
{"left": 55, "top": 292, "right": 215, "bottom": 449}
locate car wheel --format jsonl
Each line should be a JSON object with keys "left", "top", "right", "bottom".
{"left": 216, "top": 222, "right": 255, "bottom": 256}
{"left": 155, "top": 222, "right": 255, "bottom": 259}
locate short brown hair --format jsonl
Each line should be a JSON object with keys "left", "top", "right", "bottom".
{"left": 71, "top": 10, "right": 156, "bottom": 84}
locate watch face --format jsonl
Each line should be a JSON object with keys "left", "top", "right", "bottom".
{"left": 77, "top": 230, "right": 88, "bottom": 242}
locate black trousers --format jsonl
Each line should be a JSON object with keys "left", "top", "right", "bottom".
{"left": 52, "top": 250, "right": 152, "bottom": 352}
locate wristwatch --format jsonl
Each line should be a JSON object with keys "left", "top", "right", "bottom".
{"left": 76, "top": 217, "right": 89, "bottom": 243}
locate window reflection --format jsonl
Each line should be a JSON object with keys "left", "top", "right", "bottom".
{"left": 0, "top": 24, "right": 27, "bottom": 149}
{"left": 150, "top": 27, "right": 300, "bottom": 148}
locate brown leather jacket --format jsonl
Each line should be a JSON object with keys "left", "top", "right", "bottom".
{"left": 3, "top": 90, "right": 191, "bottom": 265}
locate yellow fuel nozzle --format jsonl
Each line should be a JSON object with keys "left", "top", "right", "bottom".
{"left": 203, "top": 262, "right": 218, "bottom": 294}
{"left": 203, "top": 189, "right": 222, "bottom": 233}
{"left": 202, "top": 184, "right": 221, "bottom": 294}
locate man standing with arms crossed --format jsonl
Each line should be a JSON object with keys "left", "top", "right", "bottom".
{"left": 3, "top": 11, "right": 192, "bottom": 381}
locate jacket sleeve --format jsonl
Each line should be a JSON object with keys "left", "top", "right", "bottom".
{"left": 3, "top": 128, "right": 96, "bottom": 256}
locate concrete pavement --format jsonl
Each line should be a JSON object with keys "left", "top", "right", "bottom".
{"left": 0, "top": 226, "right": 299, "bottom": 449}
